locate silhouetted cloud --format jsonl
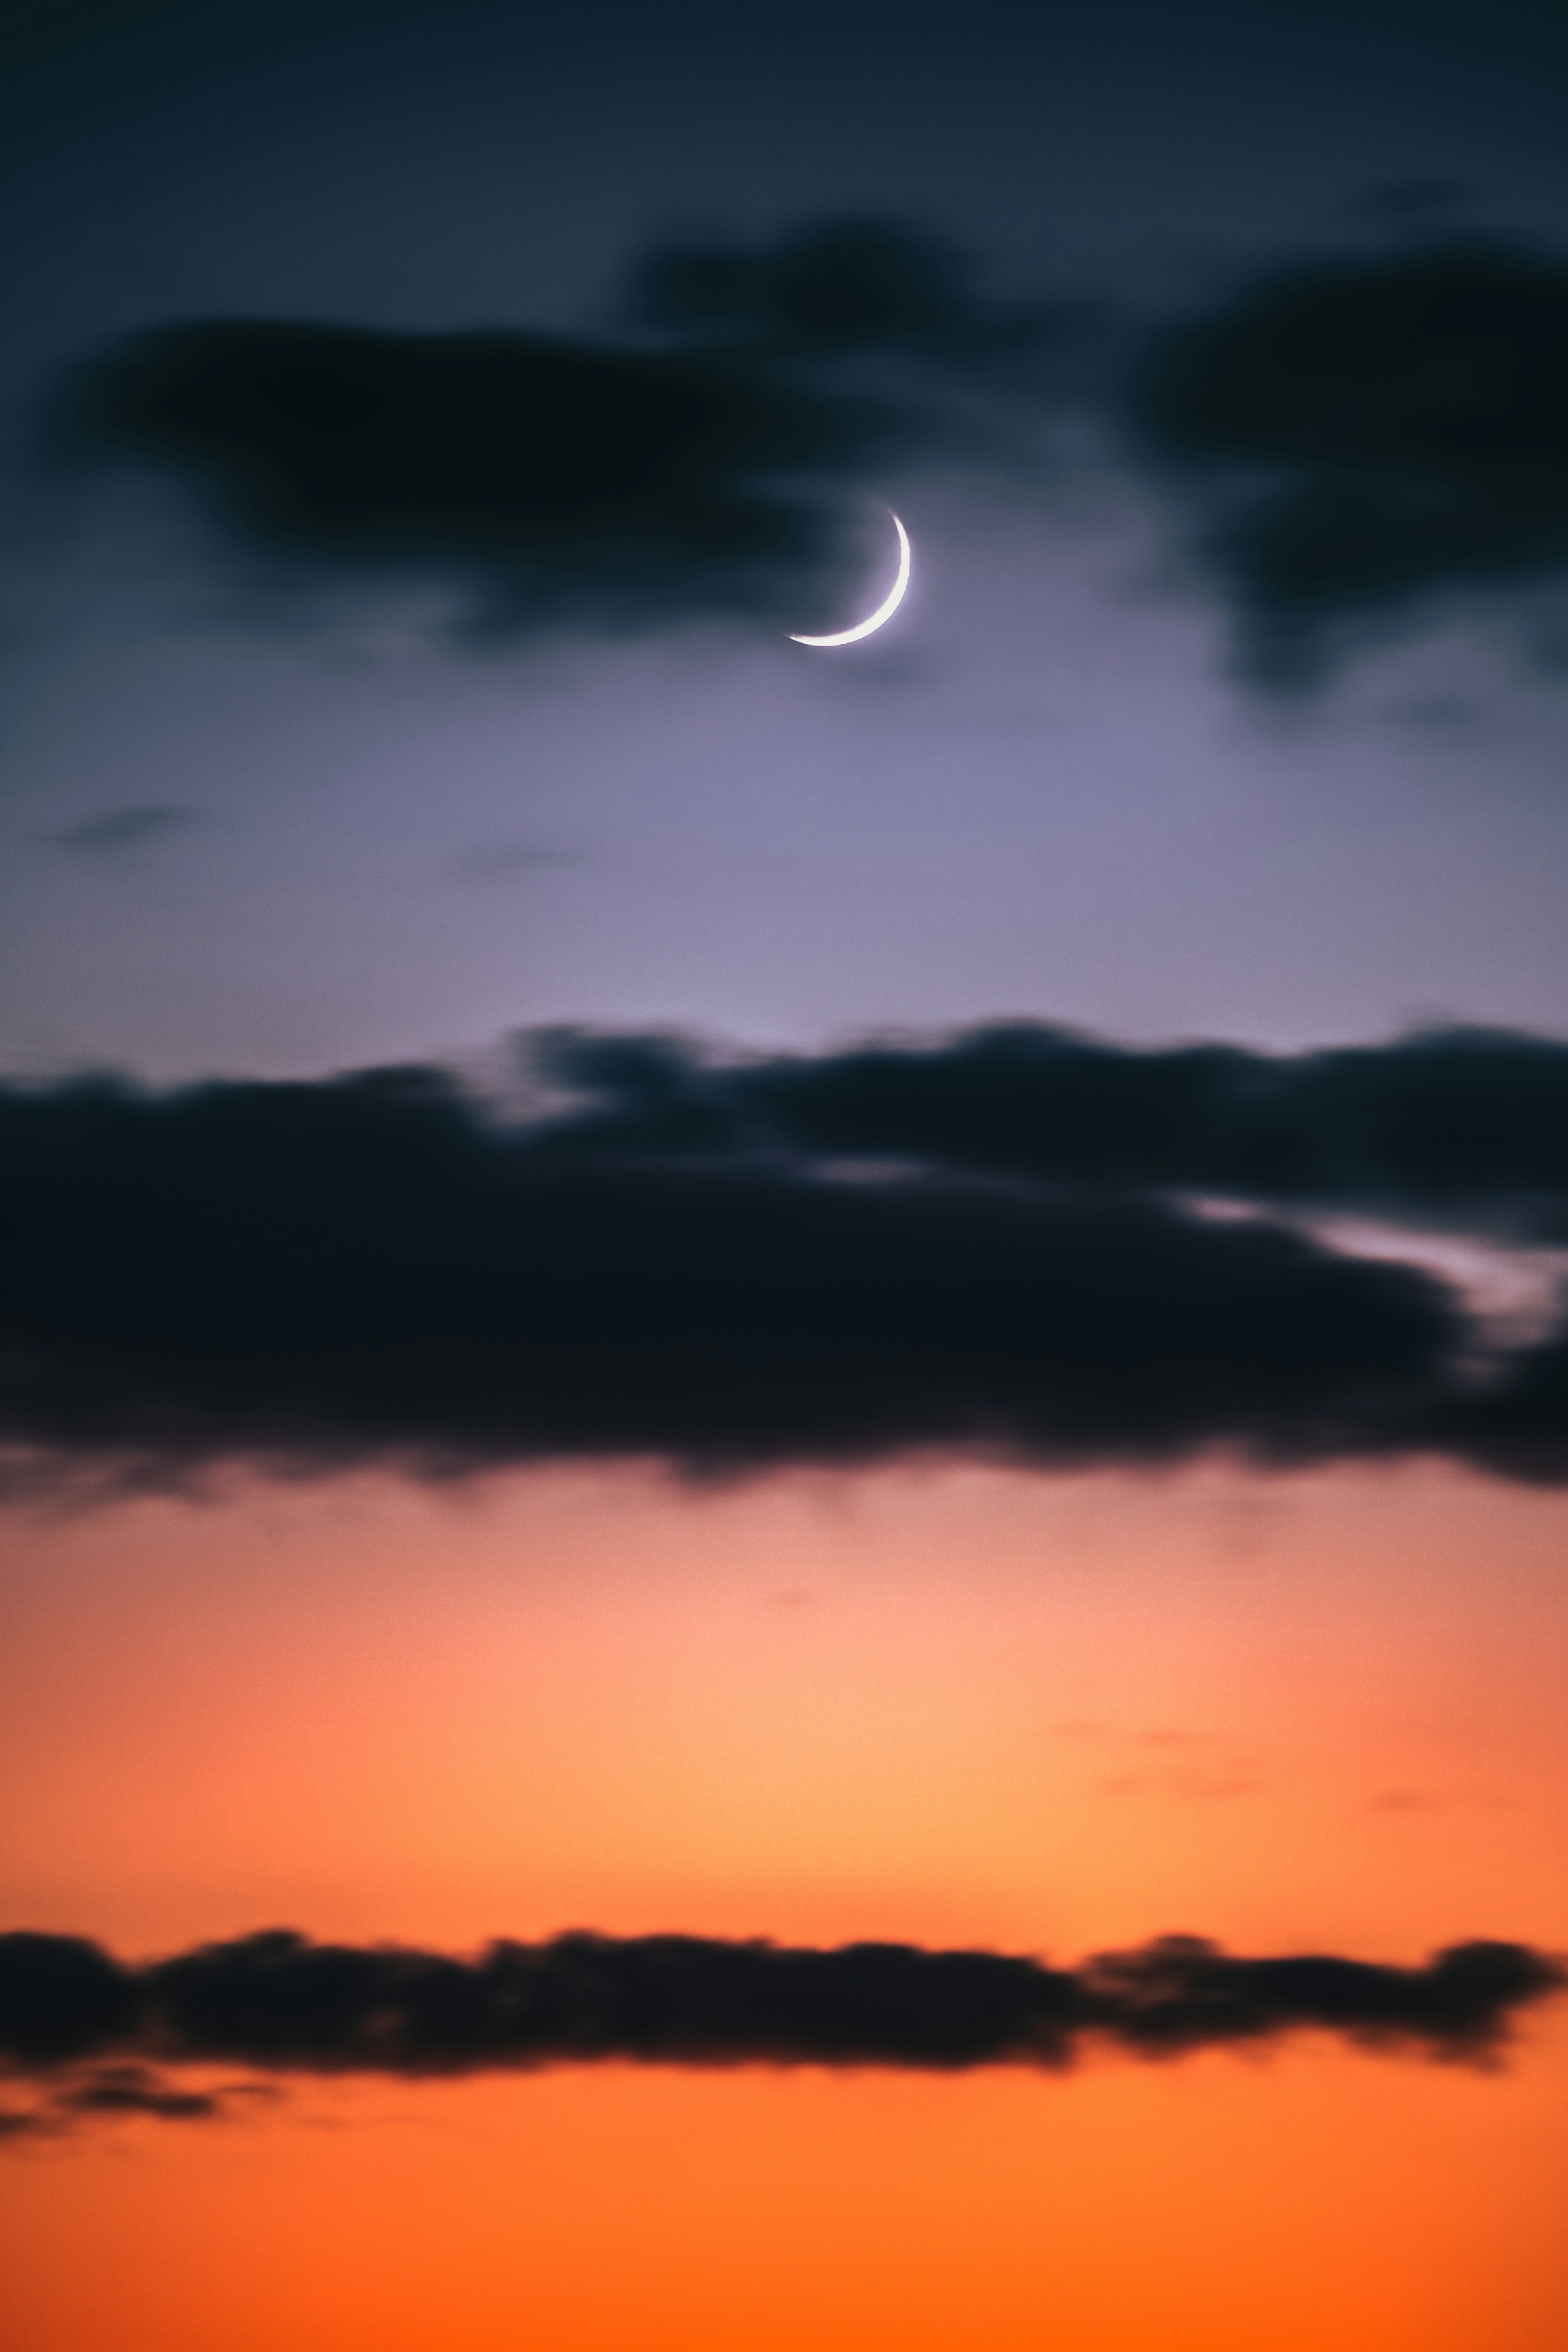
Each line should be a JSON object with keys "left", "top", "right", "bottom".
{"left": 1428, "top": 1321, "right": 1568, "bottom": 1484}
{"left": 1129, "top": 241, "right": 1568, "bottom": 687}
{"left": 45, "top": 312, "right": 899, "bottom": 641}
{"left": 0, "top": 1048, "right": 1478, "bottom": 1487}
{"left": 10, "top": 1020, "right": 1568, "bottom": 1484}
{"left": 55, "top": 2062, "right": 225, "bottom": 2119}
{"left": 38, "top": 217, "right": 1100, "bottom": 645}
{"left": 527, "top": 1020, "right": 1568, "bottom": 1242}
{"left": 41, "top": 219, "right": 1568, "bottom": 673}
{"left": 0, "top": 1928, "right": 1557, "bottom": 2134}
{"left": 36, "top": 214, "right": 1568, "bottom": 672}
{"left": 0, "top": 2059, "right": 271, "bottom": 2140}
{"left": 0, "top": 1930, "right": 136, "bottom": 2064}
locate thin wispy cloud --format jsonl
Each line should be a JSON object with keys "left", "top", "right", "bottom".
{"left": 46, "top": 805, "right": 194, "bottom": 855}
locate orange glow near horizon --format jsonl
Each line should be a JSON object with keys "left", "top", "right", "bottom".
{"left": 3, "top": 1456, "right": 1568, "bottom": 2347}
{"left": 5, "top": 2042, "right": 1568, "bottom": 2352}
{"left": 4, "top": 1458, "right": 1567, "bottom": 1957}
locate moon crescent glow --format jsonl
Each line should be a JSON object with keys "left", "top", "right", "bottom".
{"left": 788, "top": 510, "right": 911, "bottom": 647}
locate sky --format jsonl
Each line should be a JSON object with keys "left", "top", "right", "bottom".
{"left": 4, "top": 2, "right": 1568, "bottom": 2347}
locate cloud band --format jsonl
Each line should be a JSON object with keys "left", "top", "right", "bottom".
{"left": 5, "top": 1022, "right": 1568, "bottom": 1487}
{"left": 1, "top": 1925, "right": 1558, "bottom": 2137}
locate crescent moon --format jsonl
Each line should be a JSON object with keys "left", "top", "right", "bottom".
{"left": 788, "top": 510, "right": 911, "bottom": 647}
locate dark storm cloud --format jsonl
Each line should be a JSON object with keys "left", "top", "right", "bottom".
{"left": 44, "top": 311, "right": 900, "bottom": 640}
{"left": 0, "top": 1929, "right": 1558, "bottom": 2133}
{"left": 1129, "top": 241, "right": 1568, "bottom": 687}
{"left": 526, "top": 1020, "right": 1568, "bottom": 1243}
{"left": 0, "top": 1051, "right": 1479, "bottom": 1487}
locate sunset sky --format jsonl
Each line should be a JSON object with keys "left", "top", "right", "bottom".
{"left": 5, "top": 2, "right": 1568, "bottom": 2346}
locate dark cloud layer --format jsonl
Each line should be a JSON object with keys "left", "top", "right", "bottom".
{"left": 8, "top": 1021, "right": 1568, "bottom": 1485}
{"left": 43, "top": 219, "right": 1568, "bottom": 672}
{"left": 0, "top": 1927, "right": 1557, "bottom": 2135}
{"left": 1132, "top": 242, "right": 1568, "bottom": 685}
{"left": 41, "top": 219, "right": 1087, "bottom": 643}
{"left": 47, "top": 314, "right": 893, "bottom": 639}
{"left": 527, "top": 1020, "right": 1568, "bottom": 1242}
{"left": 0, "top": 1046, "right": 1482, "bottom": 1485}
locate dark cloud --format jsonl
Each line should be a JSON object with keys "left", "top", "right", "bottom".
{"left": 53, "top": 2063, "right": 225, "bottom": 2121}
{"left": 0, "top": 1928, "right": 1556, "bottom": 2132}
{"left": 0, "top": 1923, "right": 138, "bottom": 2062}
{"left": 10, "top": 1020, "right": 1568, "bottom": 1487}
{"left": 1129, "top": 241, "right": 1568, "bottom": 687}
{"left": 0, "top": 1050, "right": 1478, "bottom": 1487}
{"left": 0, "top": 2059, "right": 269, "bottom": 2141}
{"left": 1427, "top": 1321, "right": 1568, "bottom": 1485}
{"left": 38, "top": 218, "right": 1101, "bottom": 644}
{"left": 44, "top": 312, "right": 898, "bottom": 641}
{"left": 525, "top": 1020, "right": 1568, "bottom": 1244}
{"left": 40, "top": 220, "right": 1568, "bottom": 674}
{"left": 47, "top": 804, "right": 194, "bottom": 854}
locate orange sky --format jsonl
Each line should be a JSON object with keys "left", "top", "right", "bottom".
{"left": 3, "top": 1456, "right": 1567, "bottom": 2348}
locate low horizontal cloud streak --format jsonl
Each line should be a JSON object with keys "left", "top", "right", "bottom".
{"left": 0, "top": 1929, "right": 1557, "bottom": 2134}
{"left": 0, "top": 2062, "right": 273, "bottom": 2142}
